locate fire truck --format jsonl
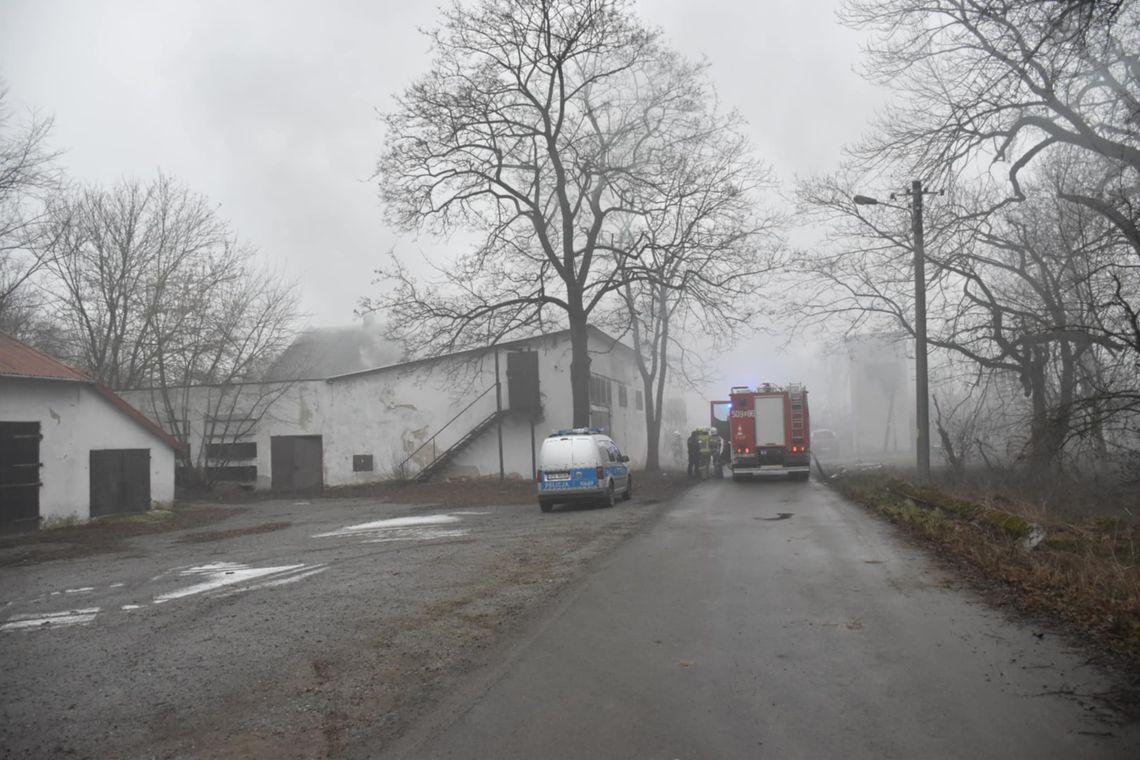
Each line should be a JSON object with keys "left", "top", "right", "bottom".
{"left": 720, "top": 383, "right": 811, "bottom": 480}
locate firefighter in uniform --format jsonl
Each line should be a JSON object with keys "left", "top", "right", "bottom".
{"left": 696, "top": 427, "right": 712, "bottom": 479}
{"left": 708, "top": 428, "right": 724, "bottom": 478}
{"left": 686, "top": 429, "right": 702, "bottom": 478}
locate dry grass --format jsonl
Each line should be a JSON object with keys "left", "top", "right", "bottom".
{"left": 834, "top": 473, "right": 1140, "bottom": 666}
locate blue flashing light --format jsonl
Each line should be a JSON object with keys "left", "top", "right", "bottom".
{"left": 549, "top": 427, "right": 607, "bottom": 437}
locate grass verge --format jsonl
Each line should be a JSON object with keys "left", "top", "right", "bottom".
{"left": 832, "top": 472, "right": 1140, "bottom": 669}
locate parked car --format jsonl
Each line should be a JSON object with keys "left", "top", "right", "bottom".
{"left": 536, "top": 428, "right": 632, "bottom": 512}
{"left": 811, "top": 428, "right": 839, "bottom": 459}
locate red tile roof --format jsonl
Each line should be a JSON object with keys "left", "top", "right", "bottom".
{"left": 0, "top": 332, "right": 89, "bottom": 381}
{"left": 0, "top": 332, "right": 183, "bottom": 452}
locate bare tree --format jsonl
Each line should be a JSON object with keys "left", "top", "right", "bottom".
{"left": 601, "top": 117, "right": 784, "bottom": 470}
{"left": 369, "top": 0, "right": 743, "bottom": 426}
{"left": 45, "top": 175, "right": 233, "bottom": 388}
{"left": 841, "top": 0, "right": 1138, "bottom": 193}
{"left": 0, "top": 85, "right": 62, "bottom": 336}
{"left": 796, "top": 159, "right": 1130, "bottom": 475}
{"left": 40, "top": 173, "right": 300, "bottom": 482}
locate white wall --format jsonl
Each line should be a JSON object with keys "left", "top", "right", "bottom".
{"left": 0, "top": 379, "right": 176, "bottom": 522}
{"left": 120, "top": 330, "right": 658, "bottom": 488}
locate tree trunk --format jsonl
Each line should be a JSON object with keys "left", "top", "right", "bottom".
{"left": 568, "top": 306, "right": 592, "bottom": 428}
{"left": 643, "top": 383, "right": 661, "bottom": 471}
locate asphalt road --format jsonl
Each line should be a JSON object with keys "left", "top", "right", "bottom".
{"left": 386, "top": 476, "right": 1140, "bottom": 760}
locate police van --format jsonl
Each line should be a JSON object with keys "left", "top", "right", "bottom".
{"left": 536, "top": 428, "right": 632, "bottom": 512}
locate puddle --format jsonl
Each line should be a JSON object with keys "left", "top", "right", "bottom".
{"left": 155, "top": 562, "right": 325, "bottom": 603}
{"left": 313, "top": 514, "right": 470, "bottom": 543}
{"left": 1, "top": 608, "right": 100, "bottom": 632}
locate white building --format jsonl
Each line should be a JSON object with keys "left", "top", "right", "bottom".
{"left": 120, "top": 326, "right": 671, "bottom": 491}
{"left": 0, "top": 334, "right": 179, "bottom": 531}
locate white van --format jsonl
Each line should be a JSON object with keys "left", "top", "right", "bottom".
{"left": 536, "top": 428, "right": 632, "bottom": 512}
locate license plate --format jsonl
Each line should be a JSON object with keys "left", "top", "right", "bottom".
{"left": 545, "top": 472, "right": 570, "bottom": 481}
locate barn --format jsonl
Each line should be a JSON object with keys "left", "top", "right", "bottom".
{"left": 118, "top": 324, "right": 689, "bottom": 491}
{"left": 0, "top": 333, "right": 180, "bottom": 531}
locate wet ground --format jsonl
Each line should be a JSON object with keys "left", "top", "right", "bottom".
{"left": 0, "top": 473, "right": 689, "bottom": 759}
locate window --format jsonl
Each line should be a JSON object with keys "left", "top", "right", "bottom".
{"left": 205, "top": 441, "right": 257, "bottom": 460}
{"left": 206, "top": 465, "right": 258, "bottom": 482}
{"left": 589, "top": 374, "right": 612, "bottom": 406}
{"left": 635, "top": 390, "right": 644, "bottom": 410}
{"left": 353, "top": 454, "right": 374, "bottom": 472}
{"left": 618, "top": 385, "right": 628, "bottom": 408}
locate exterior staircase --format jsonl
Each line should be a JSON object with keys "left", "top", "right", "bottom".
{"left": 402, "top": 408, "right": 508, "bottom": 482}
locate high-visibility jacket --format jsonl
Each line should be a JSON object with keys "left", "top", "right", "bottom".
{"left": 696, "top": 430, "right": 712, "bottom": 457}
{"left": 709, "top": 434, "right": 723, "bottom": 458}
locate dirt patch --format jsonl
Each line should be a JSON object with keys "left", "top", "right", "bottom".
{"left": 0, "top": 505, "right": 243, "bottom": 566}
{"left": 175, "top": 521, "right": 293, "bottom": 544}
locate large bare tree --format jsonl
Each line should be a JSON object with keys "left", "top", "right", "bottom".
{"left": 369, "top": 0, "right": 745, "bottom": 426}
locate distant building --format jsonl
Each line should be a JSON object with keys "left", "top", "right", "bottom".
{"left": 120, "top": 325, "right": 658, "bottom": 491}
{"left": 0, "top": 333, "right": 180, "bottom": 531}
{"left": 845, "top": 334, "right": 913, "bottom": 457}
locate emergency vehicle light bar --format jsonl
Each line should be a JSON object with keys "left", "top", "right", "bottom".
{"left": 549, "top": 427, "right": 607, "bottom": 437}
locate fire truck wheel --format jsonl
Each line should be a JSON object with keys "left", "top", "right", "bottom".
{"left": 539, "top": 499, "right": 554, "bottom": 513}
{"left": 622, "top": 475, "right": 633, "bottom": 500}
{"left": 602, "top": 482, "right": 617, "bottom": 508}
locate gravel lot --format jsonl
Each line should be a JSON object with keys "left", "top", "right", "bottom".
{"left": 0, "top": 472, "right": 690, "bottom": 759}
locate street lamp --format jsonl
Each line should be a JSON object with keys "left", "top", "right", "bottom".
{"left": 853, "top": 180, "right": 934, "bottom": 481}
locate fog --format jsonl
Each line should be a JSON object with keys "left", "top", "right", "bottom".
{"left": 0, "top": 0, "right": 880, "bottom": 326}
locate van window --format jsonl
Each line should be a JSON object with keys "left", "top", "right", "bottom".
{"left": 597, "top": 444, "right": 610, "bottom": 463}
{"left": 541, "top": 437, "right": 599, "bottom": 469}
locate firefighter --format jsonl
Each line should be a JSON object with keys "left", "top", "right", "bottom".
{"left": 696, "top": 427, "right": 712, "bottom": 479}
{"left": 708, "top": 428, "right": 724, "bottom": 478}
{"left": 670, "top": 430, "right": 684, "bottom": 467}
{"left": 686, "top": 429, "right": 702, "bottom": 478}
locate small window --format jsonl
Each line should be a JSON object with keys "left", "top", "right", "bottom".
{"left": 618, "top": 385, "right": 628, "bottom": 408}
{"left": 635, "top": 390, "right": 644, "bottom": 410}
{"left": 590, "top": 374, "right": 613, "bottom": 406}
{"left": 207, "top": 465, "right": 257, "bottom": 482}
{"left": 353, "top": 454, "right": 374, "bottom": 472}
{"left": 206, "top": 441, "right": 257, "bottom": 460}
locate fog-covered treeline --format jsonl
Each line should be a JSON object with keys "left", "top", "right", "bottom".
{"left": 796, "top": 0, "right": 1139, "bottom": 484}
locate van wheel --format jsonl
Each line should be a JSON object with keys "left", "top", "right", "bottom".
{"left": 603, "top": 482, "right": 616, "bottom": 508}
{"left": 539, "top": 499, "right": 554, "bottom": 513}
{"left": 622, "top": 475, "right": 633, "bottom": 501}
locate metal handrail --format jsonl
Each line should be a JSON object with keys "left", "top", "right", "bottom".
{"left": 397, "top": 385, "right": 497, "bottom": 478}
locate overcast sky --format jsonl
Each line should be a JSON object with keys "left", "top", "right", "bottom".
{"left": 1, "top": 0, "right": 881, "bottom": 327}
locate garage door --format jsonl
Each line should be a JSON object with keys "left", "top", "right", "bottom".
{"left": 90, "top": 449, "right": 151, "bottom": 517}
{"left": 1, "top": 421, "right": 41, "bottom": 531}
{"left": 271, "top": 435, "right": 323, "bottom": 492}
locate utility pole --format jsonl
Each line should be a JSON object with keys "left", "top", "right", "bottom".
{"left": 909, "top": 179, "right": 930, "bottom": 481}
{"left": 495, "top": 350, "right": 504, "bottom": 481}
{"left": 854, "top": 180, "right": 937, "bottom": 481}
